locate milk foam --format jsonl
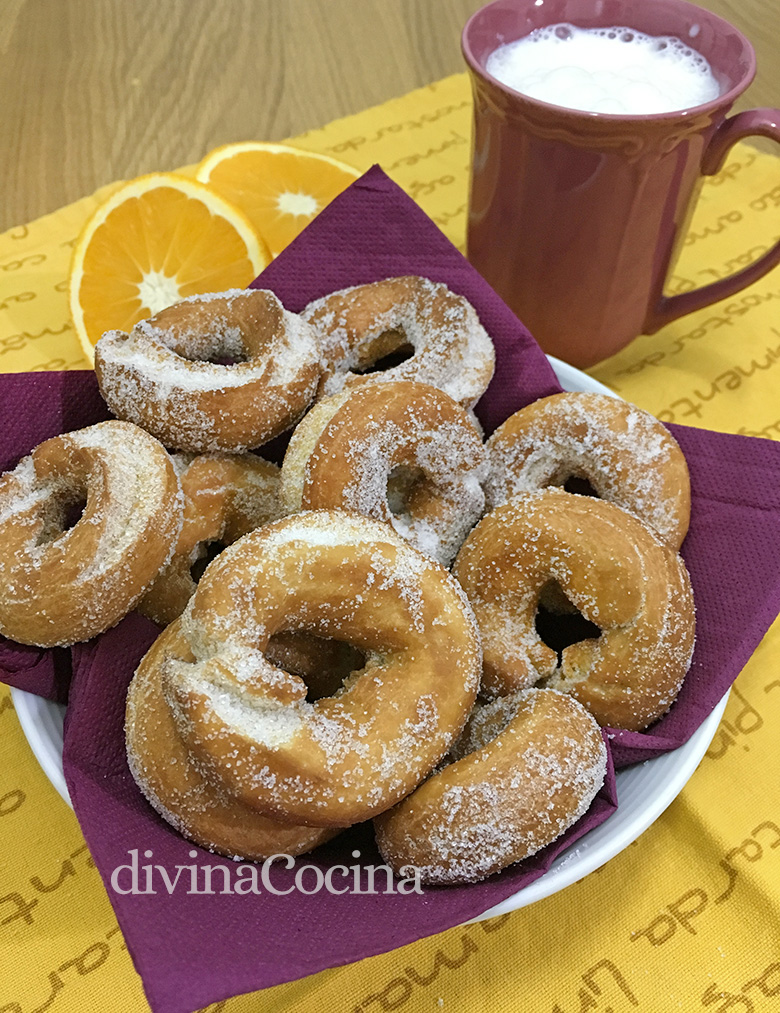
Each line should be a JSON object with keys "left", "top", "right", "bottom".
{"left": 486, "top": 24, "right": 721, "bottom": 115}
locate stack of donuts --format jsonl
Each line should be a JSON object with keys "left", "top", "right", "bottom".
{"left": 0, "top": 277, "right": 695, "bottom": 886}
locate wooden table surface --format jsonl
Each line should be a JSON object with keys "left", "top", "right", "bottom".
{"left": 1, "top": 0, "right": 778, "bottom": 233}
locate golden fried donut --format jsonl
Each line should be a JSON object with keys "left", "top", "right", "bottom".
{"left": 146, "top": 510, "right": 481, "bottom": 827}
{"left": 302, "top": 276, "right": 495, "bottom": 408}
{"left": 453, "top": 489, "right": 695, "bottom": 730}
{"left": 138, "top": 452, "right": 282, "bottom": 626}
{"left": 95, "top": 288, "right": 321, "bottom": 453}
{"left": 374, "top": 688, "right": 607, "bottom": 884}
{"left": 0, "top": 421, "right": 182, "bottom": 647}
{"left": 280, "top": 381, "right": 488, "bottom": 565}
{"left": 127, "top": 620, "right": 343, "bottom": 860}
{"left": 485, "top": 392, "right": 691, "bottom": 549}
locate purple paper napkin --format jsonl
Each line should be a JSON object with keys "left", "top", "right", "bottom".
{"left": 2, "top": 166, "right": 780, "bottom": 1013}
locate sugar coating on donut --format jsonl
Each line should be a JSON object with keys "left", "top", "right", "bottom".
{"left": 196, "top": 511, "right": 478, "bottom": 640}
{"left": 303, "top": 276, "right": 495, "bottom": 408}
{"left": 485, "top": 392, "right": 690, "bottom": 549}
{"left": 187, "top": 508, "right": 482, "bottom": 651}
{"left": 74, "top": 426, "right": 179, "bottom": 572}
{"left": 453, "top": 488, "right": 696, "bottom": 730}
{"left": 154, "top": 510, "right": 482, "bottom": 825}
{"left": 282, "top": 382, "right": 488, "bottom": 566}
{"left": 126, "top": 620, "right": 344, "bottom": 861}
{"left": 0, "top": 458, "right": 49, "bottom": 525}
{"left": 176, "top": 670, "right": 307, "bottom": 749}
{"left": 279, "top": 389, "right": 353, "bottom": 513}
{"left": 138, "top": 452, "right": 283, "bottom": 626}
{"left": 340, "top": 423, "right": 485, "bottom": 563}
{"left": 2, "top": 424, "right": 179, "bottom": 578}
{"left": 0, "top": 421, "right": 183, "bottom": 646}
{"left": 374, "top": 688, "right": 607, "bottom": 884}
{"left": 171, "top": 451, "right": 281, "bottom": 536}
{"left": 103, "top": 291, "right": 314, "bottom": 390}
{"left": 95, "top": 289, "right": 321, "bottom": 452}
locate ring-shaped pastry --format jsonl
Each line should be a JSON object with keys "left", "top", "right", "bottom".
{"left": 453, "top": 489, "right": 695, "bottom": 730}
{"left": 127, "top": 620, "right": 343, "bottom": 860}
{"left": 0, "top": 421, "right": 182, "bottom": 647}
{"left": 485, "top": 392, "right": 690, "bottom": 549}
{"left": 280, "top": 381, "right": 488, "bottom": 565}
{"left": 145, "top": 510, "right": 482, "bottom": 827}
{"left": 302, "top": 276, "right": 495, "bottom": 408}
{"left": 374, "top": 688, "right": 607, "bottom": 884}
{"left": 138, "top": 452, "right": 282, "bottom": 626}
{"left": 95, "top": 288, "right": 321, "bottom": 452}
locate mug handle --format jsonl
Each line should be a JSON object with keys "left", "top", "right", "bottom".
{"left": 645, "top": 108, "right": 780, "bottom": 333}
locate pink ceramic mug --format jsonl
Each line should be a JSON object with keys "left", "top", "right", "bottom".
{"left": 462, "top": 0, "right": 780, "bottom": 367}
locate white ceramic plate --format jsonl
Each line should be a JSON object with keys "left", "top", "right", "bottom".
{"left": 9, "top": 355, "right": 728, "bottom": 912}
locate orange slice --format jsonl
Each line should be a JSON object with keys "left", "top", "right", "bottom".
{"left": 196, "top": 142, "right": 361, "bottom": 257}
{"left": 70, "top": 172, "right": 271, "bottom": 362}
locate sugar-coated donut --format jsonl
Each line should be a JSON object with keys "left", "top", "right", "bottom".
{"left": 126, "top": 620, "right": 343, "bottom": 860}
{"left": 95, "top": 288, "right": 321, "bottom": 453}
{"left": 138, "top": 452, "right": 282, "bottom": 626}
{"left": 280, "top": 381, "right": 488, "bottom": 566}
{"left": 374, "top": 688, "right": 607, "bottom": 884}
{"left": 302, "top": 276, "right": 495, "bottom": 408}
{"left": 0, "top": 421, "right": 182, "bottom": 647}
{"left": 453, "top": 489, "right": 695, "bottom": 730}
{"left": 485, "top": 392, "right": 691, "bottom": 549}
{"left": 143, "top": 509, "right": 482, "bottom": 828}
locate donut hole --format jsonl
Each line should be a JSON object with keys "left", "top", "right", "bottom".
{"left": 202, "top": 352, "right": 250, "bottom": 366}
{"left": 175, "top": 347, "right": 250, "bottom": 367}
{"left": 190, "top": 541, "right": 227, "bottom": 583}
{"left": 562, "top": 474, "right": 599, "bottom": 498}
{"left": 61, "top": 496, "right": 87, "bottom": 532}
{"left": 535, "top": 582, "right": 601, "bottom": 665}
{"left": 265, "top": 631, "right": 367, "bottom": 702}
{"left": 35, "top": 486, "right": 88, "bottom": 545}
{"left": 386, "top": 464, "right": 427, "bottom": 516}
{"left": 353, "top": 332, "right": 415, "bottom": 375}
{"left": 167, "top": 328, "right": 249, "bottom": 367}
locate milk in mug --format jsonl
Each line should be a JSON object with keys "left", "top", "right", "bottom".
{"left": 485, "top": 24, "right": 722, "bottom": 115}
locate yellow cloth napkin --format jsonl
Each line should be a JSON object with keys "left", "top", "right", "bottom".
{"left": 2, "top": 72, "right": 780, "bottom": 1013}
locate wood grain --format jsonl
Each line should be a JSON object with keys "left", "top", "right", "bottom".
{"left": 1, "top": 0, "right": 777, "bottom": 232}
